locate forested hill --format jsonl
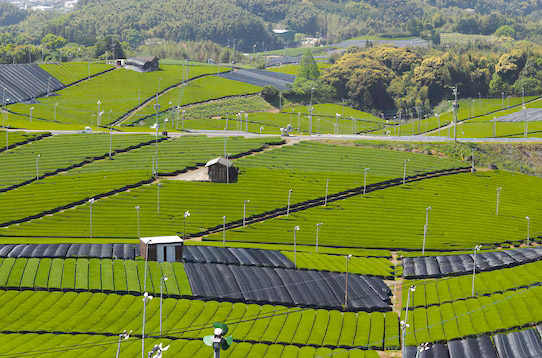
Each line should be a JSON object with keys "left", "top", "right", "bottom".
{"left": 5, "top": 0, "right": 542, "bottom": 51}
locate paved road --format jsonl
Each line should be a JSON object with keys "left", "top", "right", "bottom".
{"left": 6, "top": 128, "right": 542, "bottom": 142}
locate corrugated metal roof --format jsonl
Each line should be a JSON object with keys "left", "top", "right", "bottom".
{"left": 205, "top": 157, "right": 233, "bottom": 167}
{"left": 140, "top": 236, "right": 183, "bottom": 244}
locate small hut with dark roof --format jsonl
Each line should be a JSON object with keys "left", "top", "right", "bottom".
{"left": 125, "top": 56, "right": 159, "bottom": 72}
{"left": 205, "top": 157, "right": 238, "bottom": 183}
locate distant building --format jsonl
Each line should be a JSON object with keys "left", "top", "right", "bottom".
{"left": 125, "top": 56, "right": 159, "bottom": 72}
{"left": 205, "top": 157, "right": 238, "bottom": 183}
{"left": 273, "top": 29, "right": 295, "bottom": 44}
{"left": 140, "top": 236, "right": 184, "bottom": 262}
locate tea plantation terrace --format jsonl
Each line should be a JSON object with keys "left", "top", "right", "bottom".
{"left": 0, "top": 64, "right": 63, "bottom": 104}
{"left": 185, "top": 263, "right": 391, "bottom": 311}
{"left": 0, "top": 290, "right": 399, "bottom": 350}
{"left": 403, "top": 258, "right": 542, "bottom": 308}
{"left": 402, "top": 246, "right": 542, "bottom": 279}
{"left": 405, "top": 327, "right": 542, "bottom": 358}
{"left": 0, "top": 333, "right": 383, "bottom": 357}
{"left": 219, "top": 69, "right": 295, "bottom": 91}
{"left": 0, "top": 243, "right": 137, "bottom": 259}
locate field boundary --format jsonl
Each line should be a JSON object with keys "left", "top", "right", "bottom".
{"left": 0, "top": 137, "right": 169, "bottom": 194}
{"left": 198, "top": 166, "right": 472, "bottom": 240}
{"left": 0, "top": 132, "right": 52, "bottom": 154}
{"left": 0, "top": 140, "right": 286, "bottom": 228}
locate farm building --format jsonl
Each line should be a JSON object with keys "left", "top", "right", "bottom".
{"left": 125, "top": 56, "right": 159, "bottom": 72}
{"left": 140, "top": 236, "right": 184, "bottom": 262}
{"left": 205, "top": 157, "right": 238, "bottom": 183}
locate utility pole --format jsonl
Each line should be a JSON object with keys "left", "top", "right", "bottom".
{"left": 452, "top": 86, "right": 459, "bottom": 142}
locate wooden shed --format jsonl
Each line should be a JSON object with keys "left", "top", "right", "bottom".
{"left": 205, "top": 157, "right": 238, "bottom": 183}
{"left": 125, "top": 56, "right": 159, "bottom": 72}
{"left": 140, "top": 236, "right": 184, "bottom": 262}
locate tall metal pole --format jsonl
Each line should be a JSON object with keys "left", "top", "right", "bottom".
{"left": 471, "top": 148, "right": 475, "bottom": 173}
{"left": 472, "top": 245, "right": 481, "bottom": 296}
{"left": 89, "top": 198, "right": 94, "bottom": 239}
{"left": 526, "top": 216, "right": 531, "bottom": 246}
{"left": 403, "top": 159, "right": 409, "bottom": 185}
{"left": 363, "top": 168, "right": 369, "bottom": 194}
{"left": 157, "top": 183, "right": 161, "bottom": 214}
{"left": 452, "top": 87, "right": 458, "bottom": 142}
{"left": 293, "top": 226, "right": 300, "bottom": 267}
{"left": 297, "top": 112, "right": 300, "bottom": 132}
{"left": 316, "top": 223, "right": 322, "bottom": 252}
{"left": 141, "top": 293, "right": 152, "bottom": 358}
{"left": 222, "top": 216, "right": 226, "bottom": 246}
{"left": 135, "top": 206, "right": 140, "bottom": 238}
{"left": 54, "top": 103, "right": 58, "bottom": 121}
{"left": 423, "top": 207, "right": 431, "bottom": 255}
{"left": 109, "top": 126, "right": 113, "bottom": 159}
{"left": 160, "top": 275, "right": 168, "bottom": 335}
{"left": 36, "top": 154, "right": 40, "bottom": 181}
{"left": 324, "top": 178, "right": 329, "bottom": 206}
{"left": 496, "top": 187, "right": 502, "bottom": 215}
{"left": 243, "top": 200, "right": 249, "bottom": 227}
{"left": 402, "top": 285, "right": 415, "bottom": 356}
{"left": 287, "top": 189, "right": 292, "bottom": 217}
{"left": 344, "top": 254, "right": 352, "bottom": 308}
{"left": 184, "top": 211, "right": 190, "bottom": 240}
{"left": 30, "top": 107, "right": 34, "bottom": 122}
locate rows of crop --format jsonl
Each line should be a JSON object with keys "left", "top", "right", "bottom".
{"left": 404, "top": 259, "right": 542, "bottom": 307}
{"left": 0, "top": 130, "right": 50, "bottom": 151}
{"left": 204, "top": 170, "right": 542, "bottom": 249}
{"left": 0, "top": 290, "right": 399, "bottom": 349}
{"left": 6, "top": 65, "right": 219, "bottom": 126}
{"left": 370, "top": 96, "right": 539, "bottom": 137}
{"left": 280, "top": 252, "right": 393, "bottom": 278}
{"left": 126, "top": 76, "right": 262, "bottom": 125}
{"left": 0, "top": 141, "right": 464, "bottom": 239}
{"left": 0, "top": 333, "right": 380, "bottom": 358}
{"left": 166, "top": 110, "right": 384, "bottom": 135}
{"left": 0, "top": 136, "right": 278, "bottom": 229}
{"left": 0, "top": 133, "right": 158, "bottom": 189}
{"left": 403, "top": 284, "right": 542, "bottom": 345}
{"left": 0, "top": 257, "right": 191, "bottom": 296}
{"left": 40, "top": 62, "right": 115, "bottom": 85}
{"left": 127, "top": 95, "right": 274, "bottom": 128}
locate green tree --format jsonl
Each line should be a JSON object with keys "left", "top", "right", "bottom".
{"left": 297, "top": 49, "right": 319, "bottom": 80}
{"left": 494, "top": 25, "right": 515, "bottom": 38}
{"left": 41, "top": 33, "right": 66, "bottom": 49}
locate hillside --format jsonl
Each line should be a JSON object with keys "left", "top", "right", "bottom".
{"left": 5, "top": 0, "right": 542, "bottom": 53}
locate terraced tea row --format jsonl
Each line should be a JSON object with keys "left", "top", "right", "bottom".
{"left": 403, "top": 246, "right": 542, "bottom": 279}
{"left": 0, "top": 333, "right": 380, "bottom": 358}
{"left": 128, "top": 76, "right": 262, "bottom": 125}
{"left": 0, "top": 136, "right": 278, "bottom": 227}
{"left": 0, "top": 257, "right": 191, "bottom": 296}
{"left": 0, "top": 290, "right": 398, "bottom": 350}
{"left": 0, "top": 130, "right": 50, "bottom": 152}
{"left": 405, "top": 327, "right": 542, "bottom": 358}
{"left": 40, "top": 62, "right": 115, "bottom": 85}
{"left": 6, "top": 65, "right": 219, "bottom": 126}
{"left": 184, "top": 245, "right": 393, "bottom": 277}
{"left": 403, "top": 284, "right": 542, "bottom": 345}
{"left": 281, "top": 252, "right": 393, "bottom": 278}
{"left": 0, "top": 133, "right": 159, "bottom": 189}
{"left": 205, "top": 171, "right": 542, "bottom": 249}
{"left": 0, "top": 141, "right": 464, "bottom": 240}
{"left": 185, "top": 262, "right": 391, "bottom": 311}
{"left": 404, "top": 258, "right": 542, "bottom": 308}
